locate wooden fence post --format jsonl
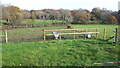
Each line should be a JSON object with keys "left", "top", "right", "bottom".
{"left": 96, "top": 29, "right": 98, "bottom": 39}
{"left": 116, "top": 28, "right": 118, "bottom": 42}
{"left": 43, "top": 29, "right": 46, "bottom": 41}
{"left": 84, "top": 29, "right": 87, "bottom": 39}
{"left": 73, "top": 30, "right": 75, "bottom": 39}
{"left": 103, "top": 28, "right": 106, "bottom": 40}
{"left": 114, "top": 28, "right": 118, "bottom": 43}
{"left": 5, "top": 30, "right": 8, "bottom": 43}
{"left": 59, "top": 30, "right": 61, "bottom": 40}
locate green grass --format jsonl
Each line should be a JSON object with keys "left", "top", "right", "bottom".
{"left": 2, "top": 24, "right": 119, "bottom": 66}
{"left": 1, "top": 19, "right": 67, "bottom": 25}
{"left": 2, "top": 39, "right": 119, "bottom": 66}
{"left": 21, "top": 19, "right": 67, "bottom": 25}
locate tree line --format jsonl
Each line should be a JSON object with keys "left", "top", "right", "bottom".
{"left": 1, "top": 5, "right": 119, "bottom": 24}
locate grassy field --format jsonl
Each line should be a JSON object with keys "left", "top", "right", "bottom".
{"left": 2, "top": 24, "right": 119, "bottom": 66}
{"left": 2, "top": 39, "right": 119, "bottom": 66}
{"left": 1, "top": 19, "right": 67, "bottom": 25}
{"left": 22, "top": 19, "right": 67, "bottom": 25}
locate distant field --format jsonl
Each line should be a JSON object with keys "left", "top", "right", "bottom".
{"left": 1, "top": 19, "right": 67, "bottom": 26}
{"left": 2, "top": 39, "right": 119, "bottom": 66}
{"left": 22, "top": 19, "right": 67, "bottom": 25}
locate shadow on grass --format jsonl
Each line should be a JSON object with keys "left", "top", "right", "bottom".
{"left": 81, "top": 38, "right": 115, "bottom": 45}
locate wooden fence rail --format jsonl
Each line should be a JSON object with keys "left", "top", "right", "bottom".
{"left": 43, "top": 28, "right": 100, "bottom": 41}
{"left": 45, "top": 32, "right": 100, "bottom": 35}
{"left": 43, "top": 28, "right": 99, "bottom": 31}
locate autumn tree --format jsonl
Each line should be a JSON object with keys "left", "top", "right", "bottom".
{"left": 22, "top": 10, "right": 31, "bottom": 19}
{"left": 42, "top": 9, "right": 61, "bottom": 20}
{"left": 100, "top": 12, "right": 117, "bottom": 24}
{"left": 49, "top": 10, "right": 61, "bottom": 20}
{"left": 30, "top": 10, "right": 37, "bottom": 19}
{"left": 59, "top": 9, "right": 73, "bottom": 22}
{"left": 118, "top": 10, "right": 120, "bottom": 24}
{"left": 35, "top": 10, "right": 49, "bottom": 20}
{"left": 91, "top": 8, "right": 102, "bottom": 20}
{"left": 110, "top": 16, "right": 118, "bottom": 24}
{"left": 111, "top": 12, "right": 118, "bottom": 23}
{"left": 3, "top": 5, "right": 29, "bottom": 24}
{"left": 72, "top": 10, "right": 91, "bottom": 23}
{"left": 2, "top": 5, "right": 10, "bottom": 21}
{"left": 1, "top": 5, "right": 118, "bottom": 25}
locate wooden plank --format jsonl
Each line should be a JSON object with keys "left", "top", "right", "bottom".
{"left": 11, "top": 29, "right": 42, "bottom": 31}
{"left": 45, "top": 28, "right": 99, "bottom": 31}
{"left": 46, "top": 32, "right": 100, "bottom": 36}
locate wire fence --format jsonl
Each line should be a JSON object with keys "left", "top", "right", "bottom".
{"left": 0, "top": 28, "right": 118, "bottom": 43}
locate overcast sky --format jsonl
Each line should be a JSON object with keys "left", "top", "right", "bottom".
{"left": 1, "top": 0, "right": 120, "bottom": 11}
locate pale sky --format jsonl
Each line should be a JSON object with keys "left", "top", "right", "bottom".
{"left": 1, "top": 0, "right": 120, "bottom": 11}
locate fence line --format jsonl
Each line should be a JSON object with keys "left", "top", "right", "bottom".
{"left": 1, "top": 23, "right": 67, "bottom": 30}
{"left": 8, "top": 30, "right": 43, "bottom": 32}
{"left": 0, "top": 28, "right": 118, "bottom": 43}
{"left": 43, "top": 28, "right": 100, "bottom": 41}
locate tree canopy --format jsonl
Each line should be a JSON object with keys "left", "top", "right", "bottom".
{"left": 1, "top": 5, "right": 119, "bottom": 24}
